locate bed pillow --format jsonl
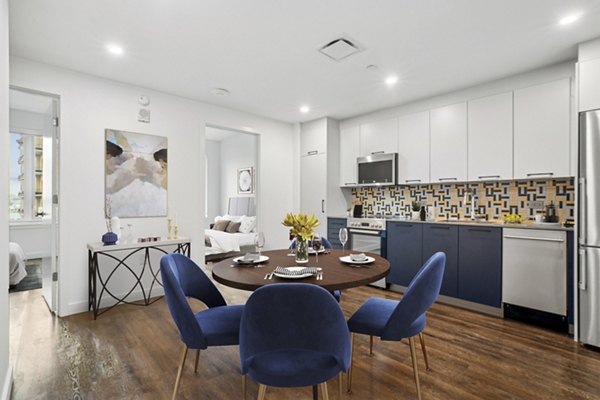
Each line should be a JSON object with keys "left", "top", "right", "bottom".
{"left": 225, "top": 221, "right": 241, "bottom": 233}
{"left": 213, "top": 219, "right": 230, "bottom": 231}
{"left": 239, "top": 216, "right": 256, "bottom": 234}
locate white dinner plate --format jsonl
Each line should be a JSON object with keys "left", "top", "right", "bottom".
{"left": 339, "top": 255, "right": 375, "bottom": 265}
{"left": 232, "top": 255, "right": 270, "bottom": 264}
{"left": 273, "top": 266, "right": 314, "bottom": 279}
{"left": 308, "top": 247, "right": 326, "bottom": 254}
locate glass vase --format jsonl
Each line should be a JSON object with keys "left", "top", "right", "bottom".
{"left": 295, "top": 238, "right": 309, "bottom": 264}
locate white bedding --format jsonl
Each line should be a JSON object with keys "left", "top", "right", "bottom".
{"left": 9, "top": 242, "right": 28, "bottom": 286}
{"left": 205, "top": 229, "right": 256, "bottom": 253}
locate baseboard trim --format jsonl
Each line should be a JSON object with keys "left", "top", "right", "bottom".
{"left": 0, "top": 366, "right": 13, "bottom": 400}
{"left": 63, "top": 287, "right": 165, "bottom": 317}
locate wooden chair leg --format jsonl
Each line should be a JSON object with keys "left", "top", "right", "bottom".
{"left": 369, "top": 336, "right": 374, "bottom": 356}
{"left": 257, "top": 384, "right": 267, "bottom": 400}
{"left": 313, "top": 385, "right": 318, "bottom": 400}
{"left": 338, "top": 373, "right": 343, "bottom": 400}
{"left": 419, "top": 332, "right": 430, "bottom": 371}
{"left": 242, "top": 375, "right": 247, "bottom": 399}
{"left": 172, "top": 345, "right": 188, "bottom": 400}
{"left": 320, "top": 381, "right": 330, "bottom": 400}
{"left": 408, "top": 337, "right": 422, "bottom": 400}
{"left": 194, "top": 349, "right": 201, "bottom": 373}
{"left": 347, "top": 332, "right": 355, "bottom": 393}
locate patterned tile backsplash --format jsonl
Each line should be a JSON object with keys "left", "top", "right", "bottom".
{"left": 353, "top": 178, "right": 575, "bottom": 223}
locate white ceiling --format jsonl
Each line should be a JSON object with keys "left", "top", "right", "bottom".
{"left": 9, "top": 0, "right": 600, "bottom": 123}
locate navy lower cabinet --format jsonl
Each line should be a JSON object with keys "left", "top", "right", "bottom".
{"left": 327, "top": 217, "right": 346, "bottom": 249}
{"left": 458, "top": 226, "right": 502, "bottom": 307}
{"left": 386, "top": 222, "right": 423, "bottom": 286}
{"left": 422, "top": 224, "right": 459, "bottom": 297}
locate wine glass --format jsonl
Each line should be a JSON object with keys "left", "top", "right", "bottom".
{"left": 339, "top": 228, "right": 348, "bottom": 254}
{"left": 255, "top": 232, "right": 265, "bottom": 257}
{"left": 312, "top": 234, "right": 322, "bottom": 264}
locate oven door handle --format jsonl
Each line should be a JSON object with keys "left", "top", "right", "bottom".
{"left": 348, "top": 229, "right": 381, "bottom": 235}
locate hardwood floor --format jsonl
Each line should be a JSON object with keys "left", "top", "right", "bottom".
{"left": 9, "top": 282, "right": 600, "bottom": 399}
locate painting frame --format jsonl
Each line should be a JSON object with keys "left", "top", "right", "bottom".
{"left": 237, "top": 167, "right": 254, "bottom": 194}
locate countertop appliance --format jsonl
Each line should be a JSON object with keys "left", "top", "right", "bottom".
{"left": 357, "top": 153, "right": 397, "bottom": 186}
{"left": 579, "top": 109, "right": 600, "bottom": 348}
{"left": 347, "top": 217, "right": 387, "bottom": 288}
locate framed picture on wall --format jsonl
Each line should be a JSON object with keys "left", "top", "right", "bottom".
{"left": 237, "top": 167, "right": 254, "bottom": 194}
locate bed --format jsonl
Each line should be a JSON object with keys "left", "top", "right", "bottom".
{"left": 205, "top": 197, "right": 257, "bottom": 262}
{"left": 9, "top": 242, "right": 28, "bottom": 286}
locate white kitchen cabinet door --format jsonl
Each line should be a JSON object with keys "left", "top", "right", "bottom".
{"left": 468, "top": 92, "right": 513, "bottom": 181}
{"left": 339, "top": 125, "right": 360, "bottom": 186}
{"left": 514, "top": 79, "right": 571, "bottom": 179}
{"left": 397, "top": 111, "right": 430, "bottom": 184}
{"left": 579, "top": 58, "right": 600, "bottom": 112}
{"left": 300, "top": 118, "right": 326, "bottom": 156}
{"left": 301, "top": 153, "right": 327, "bottom": 236}
{"left": 359, "top": 117, "right": 398, "bottom": 156}
{"left": 430, "top": 102, "right": 468, "bottom": 182}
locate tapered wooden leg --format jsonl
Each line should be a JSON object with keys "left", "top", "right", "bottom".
{"left": 347, "top": 332, "right": 355, "bottom": 393}
{"left": 369, "top": 336, "right": 374, "bottom": 356}
{"left": 257, "top": 384, "right": 267, "bottom": 400}
{"left": 242, "top": 375, "right": 247, "bottom": 399}
{"left": 313, "top": 385, "right": 318, "bottom": 400}
{"left": 172, "top": 345, "right": 188, "bottom": 400}
{"left": 419, "top": 332, "right": 430, "bottom": 371}
{"left": 409, "top": 337, "right": 422, "bottom": 400}
{"left": 338, "top": 373, "right": 343, "bottom": 400}
{"left": 320, "top": 381, "right": 330, "bottom": 400}
{"left": 194, "top": 349, "right": 201, "bottom": 373}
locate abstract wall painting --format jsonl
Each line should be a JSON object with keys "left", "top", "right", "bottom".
{"left": 105, "top": 129, "right": 168, "bottom": 217}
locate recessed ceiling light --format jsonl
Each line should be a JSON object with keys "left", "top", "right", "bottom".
{"left": 385, "top": 76, "right": 399, "bottom": 86}
{"left": 300, "top": 106, "right": 310, "bottom": 113}
{"left": 211, "top": 88, "right": 230, "bottom": 96}
{"left": 558, "top": 14, "right": 581, "bottom": 26}
{"left": 106, "top": 43, "right": 124, "bottom": 56}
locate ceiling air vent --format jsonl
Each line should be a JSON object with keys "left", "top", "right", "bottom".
{"left": 319, "top": 38, "right": 360, "bottom": 61}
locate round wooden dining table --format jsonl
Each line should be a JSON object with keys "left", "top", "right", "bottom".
{"left": 212, "top": 249, "right": 390, "bottom": 292}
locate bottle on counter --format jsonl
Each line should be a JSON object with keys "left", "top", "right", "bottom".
{"left": 420, "top": 205, "right": 426, "bottom": 221}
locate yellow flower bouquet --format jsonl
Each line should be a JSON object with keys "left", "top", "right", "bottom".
{"left": 282, "top": 212, "right": 320, "bottom": 263}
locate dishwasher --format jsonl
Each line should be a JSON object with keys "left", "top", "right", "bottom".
{"left": 502, "top": 228, "right": 567, "bottom": 319}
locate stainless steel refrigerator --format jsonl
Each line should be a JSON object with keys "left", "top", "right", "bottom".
{"left": 579, "top": 109, "right": 600, "bottom": 347}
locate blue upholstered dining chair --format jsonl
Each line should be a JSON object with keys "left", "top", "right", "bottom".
{"left": 346, "top": 252, "right": 446, "bottom": 400}
{"left": 240, "top": 283, "right": 351, "bottom": 400}
{"left": 289, "top": 237, "right": 342, "bottom": 302}
{"left": 160, "top": 254, "right": 244, "bottom": 400}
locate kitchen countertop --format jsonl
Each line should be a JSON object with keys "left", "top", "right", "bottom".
{"left": 385, "top": 218, "right": 574, "bottom": 231}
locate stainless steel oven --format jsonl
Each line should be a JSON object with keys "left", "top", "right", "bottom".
{"left": 347, "top": 217, "right": 387, "bottom": 288}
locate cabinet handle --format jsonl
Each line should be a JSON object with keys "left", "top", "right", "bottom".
{"left": 478, "top": 175, "right": 500, "bottom": 179}
{"left": 430, "top": 226, "right": 451, "bottom": 230}
{"left": 396, "top": 224, "right": 414, "bottom": 228}
{"left": 580, "top": 178, "right": 586, "bottom": 244}
{"left": 468, "top": 228, "right": 492, "bottom": 232}
{"left": 344, "top": 182, "right": 357, "bottom": 186}
{"left": 405, "top": 179, "right": 422, "bottom": 183}
{"left": 371, "top": 151, "right": 385, "bottom": 155}
{"left": 307, "top": 150, "right": 318, "bottom": 155}
{"left": 579, "top": 249, "right": 587, "bottom": 291}
{"left": 503, "top": 235, "right": 564, "bottom": 243}
{"left": 438, "top": 177, "right": 457, "bottom": 181}
{"left": 526, "top": 172, "right": 554, "bottom": 177}
{"left": 321, "top": 200, "right": 325, "bottom": 213}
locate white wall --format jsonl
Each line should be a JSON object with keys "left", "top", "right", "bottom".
{"left": 9, "top": 57, "right": 296, "bottom": 316}
{"left": 205, "top": 139, "right": 221, "bottom": 227}
{"left": 0, "top": 0, "right": 11, "bottom": 397}
{"left": 220, "top": 133, "right": 257, "bottom": 214}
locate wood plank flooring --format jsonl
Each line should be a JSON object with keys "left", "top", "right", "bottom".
{"left": 9, "top": 281, "right": 600, "bottom": 399}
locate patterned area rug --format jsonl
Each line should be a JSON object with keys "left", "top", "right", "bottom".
{"left": 9, "top": 260, "right": 42, "bottom": 293}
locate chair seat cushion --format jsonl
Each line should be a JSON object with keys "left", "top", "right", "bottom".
{"left": 246, "top": 349, "right": 341, "bottom": 388}
{"left": 348, "top": 298, "right": 426, "bottom": 340}
{"left": 195, "top": 305, "right": 244, "bottom": 347}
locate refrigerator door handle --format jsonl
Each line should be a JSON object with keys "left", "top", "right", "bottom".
{"left": 580, "top": 177, "right": 586, "bottom": 244}
{"left": 579, "top": 249, "right": 587, "bottom": 291}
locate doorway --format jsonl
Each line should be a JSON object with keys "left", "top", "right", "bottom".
{"left": 8, "top": 87, "right": 60, "bottom": 313}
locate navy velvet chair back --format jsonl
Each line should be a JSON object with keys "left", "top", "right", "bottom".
{"left": 289, "top": 237, "right": 333, "bottom": 249}
{"left": 239, "top": 283, "right": 351, "bottom": 375}
{"left": 160, "top": 254, "right": 227, "bottom": 349}
{"left": 381, "top": 252, "right": 445, "bottom": 340}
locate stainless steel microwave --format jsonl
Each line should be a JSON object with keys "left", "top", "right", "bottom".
{"left": 357, "top": 153, "right": 397, "bottom": 186}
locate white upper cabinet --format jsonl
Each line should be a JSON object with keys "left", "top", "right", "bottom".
{"left": 397, "top": 111, "right": 430, "bottom": 184}
{"left": 301, "top": 118, "right": 326, "bottom": 156}
{"left": 359, "top": 117, "right": 398, "bottom": 156}
{"left": 468, "top": 92, "right": 513, "bottom": 181}
{"left": 339, "top": 125, "right": 360, "bottom": 186}
{"left": 430, "top": 102, "right": 468, "bottom": 182}
{"left": 579, "top": 58, "right": 600, "bottom": 112}
{"left": 514, "top": 79, "right": 571, "bottom": 179}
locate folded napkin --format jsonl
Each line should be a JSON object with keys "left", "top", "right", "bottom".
{"left": 241, "top": 253, "right": 260, "bottom": 262}
{"left": 350, "top": 253, "right": 367, "bottom": 261}
{"left": 274, "top": 266, "right": 318, "bottom": 276}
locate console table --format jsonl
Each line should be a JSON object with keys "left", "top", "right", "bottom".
{"left": 87, "top": 238, "right": 191, "bottom": 319}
